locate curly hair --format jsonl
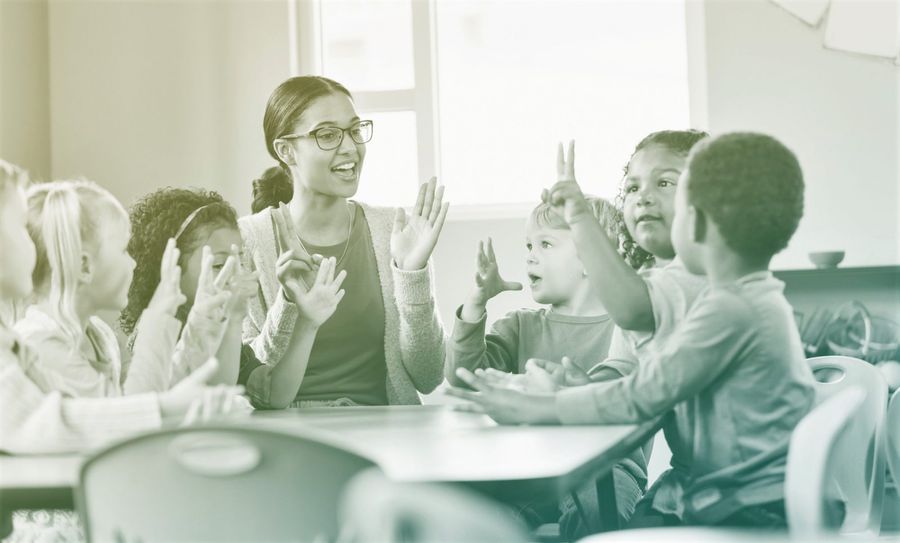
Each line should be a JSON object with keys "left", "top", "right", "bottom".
{"left": 686, "top": 132, "right": 804, "bottom": 261}
{"left": 614, "top": 129, "right": 710, "bottom": 269}
{"left": 120, "top": 188, "right": 238, "bottom": 335}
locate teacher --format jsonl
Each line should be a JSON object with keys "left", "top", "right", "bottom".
{"left": 240, "top": 75, "right": 448, "bottom": 407}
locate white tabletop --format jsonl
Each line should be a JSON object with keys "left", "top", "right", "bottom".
{"left": 0, "top": 405, "right": 658, "bottom": 508}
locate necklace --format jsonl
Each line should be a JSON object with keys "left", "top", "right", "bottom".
{"left": 294, "top": 201, "right": 354, "bottom": 268}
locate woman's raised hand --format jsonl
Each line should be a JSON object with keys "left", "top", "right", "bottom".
{"left": 390, "top": 177, "right": 450, "bottom": 271}
{"left": 292, "top": 256, "right": 347, "bottom": 327}
{"left": 272, "top": 202, "right": 322, "bottom": 303}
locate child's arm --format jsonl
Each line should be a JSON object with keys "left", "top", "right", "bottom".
{"left": 244, "top": 257, "right": 346, "bottom": 409}
{"left": 125, "top": 239, "right": 186, "bottom": 394}
{"left": 546, "top": 142, "right": 655, "bottom": 332}
{"left": 171, "top": 247, "right": 235, "bottom": 385}
{"left": 555, "top": 290, "right": 754, "bottom": 424}
{"left": 445, "top": 239, "right": 523, "bottom": 386}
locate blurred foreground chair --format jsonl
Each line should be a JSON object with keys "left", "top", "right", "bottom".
{"left": 77, "top": 425, "right": 376, "bottom": 542}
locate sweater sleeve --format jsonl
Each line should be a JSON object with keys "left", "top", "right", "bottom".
{"left": 239, "top": 220, "right": 301, "bottom": 366}
{"left": 123, "top": 309, "right": 182, "bottom": 394}
{"left": 556, "top": 290, "right": 755, "bottom": 424}
{"left": 392, "top": 259, "right": 446, "bottom": 394}
{"left": 1, "top": 348, "right": 161, "bottom": 454}
{"left": 445, "top": 306, "right": 521, "bottom": 386}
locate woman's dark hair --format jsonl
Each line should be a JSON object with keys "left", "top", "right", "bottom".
{"left": 615, "top": 129, "right": 710, "bottom": 269}
{"left": 251, "top": 166, "right": 293, "bottom": 214}
{"left": 254, "top": 76, "right": 353, "bottom": 213}
{"left": 120, "top": 187, "right": 238, "bottom": 335}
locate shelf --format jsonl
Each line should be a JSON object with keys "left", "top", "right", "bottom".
{"left": 773, "top": 265, "right": 900, "bottom": 281}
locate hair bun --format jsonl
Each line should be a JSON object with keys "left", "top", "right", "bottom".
{"left": 251, "top": 166, "right": 293, "bottom": 214}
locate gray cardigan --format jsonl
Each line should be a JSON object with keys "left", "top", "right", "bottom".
{"left": 238, "top": 204, "right": 446, "bottom": 405}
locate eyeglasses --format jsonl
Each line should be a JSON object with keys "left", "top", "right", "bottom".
{"left": 278, "top": 120, "right": 374, "bottom": 151}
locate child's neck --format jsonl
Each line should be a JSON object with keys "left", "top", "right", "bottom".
{"left": 550, "top": 288, "right": 606, "bottom": 317}
{"left": 704, "top": 250, "right": 770, "bottom": 286}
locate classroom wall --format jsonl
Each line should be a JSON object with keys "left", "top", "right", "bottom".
{"left": 0, "top": 0, "right": 51, "bottom": 181}
{"left": 703, "top": 0, "right": 899, "bottom": 269}
{"left": 45, "top": 0, "right": 292, "bottom": 210}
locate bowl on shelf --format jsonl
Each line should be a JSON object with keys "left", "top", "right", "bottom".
{"left": 808, "top": 250, "right": 845, "bottom": 269}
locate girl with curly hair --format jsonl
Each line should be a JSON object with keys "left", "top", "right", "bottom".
{"left": 122, "top": 188, "right": 345, "bottom": 408}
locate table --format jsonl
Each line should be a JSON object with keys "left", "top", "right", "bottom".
{"left": 1, "top": 405, "right": 659, "bottom": 533}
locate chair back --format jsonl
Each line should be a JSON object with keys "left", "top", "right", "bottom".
{"left": 77, "top": 425, "right": 377, "bottom": 542}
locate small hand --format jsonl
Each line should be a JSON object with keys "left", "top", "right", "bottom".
{"left": 292, "top": 256, "right": 347, "bottom": 327}
{"left": 146, "top": 238, "right": 188, "bottom": 317}
{"left": 159, "top": 357, "right": 244, "bottom": 421}
{"left": 541, "top": 141, "right": 592, "bottom": 225}
{"left": 471, "top": 238, "right": 523, "bottom": 305}
{"left": 391, "top": 177, "right": 450, "bottom": 271}
{"left": 446, "top": 368, "right": 560, "bottom": 425}
{"left": 221, "top": 244, "right": 258, "bottom": 318}
{"left": 525, "top": 356, "right": 591, "bottom": 388}
{"left": 191, "top": 246, "right": 233, "bottom": 323}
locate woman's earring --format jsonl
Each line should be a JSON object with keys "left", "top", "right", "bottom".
{"left": 582, "top": 269, "right": 588, "bottom": 277}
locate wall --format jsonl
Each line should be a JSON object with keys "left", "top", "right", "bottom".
{"left": 46, "top": 0, "right": 293, "bottom": 211}
{"left": 703, "top": 0, "right": 899, "bottom": 269}
{"left": 0, "top": 0, "right": 51, "bottom": 180}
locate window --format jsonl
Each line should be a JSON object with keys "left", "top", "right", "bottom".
{"left": 295, "top": 0, "right": 690, "bottom": 213}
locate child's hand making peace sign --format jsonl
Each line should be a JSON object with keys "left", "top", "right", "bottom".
{"left": 542, "top": 141, "right": 594, "bottom": 225}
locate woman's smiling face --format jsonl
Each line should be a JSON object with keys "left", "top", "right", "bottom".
{"left": 282, "top": 92, "right": 367, "bottom": 199}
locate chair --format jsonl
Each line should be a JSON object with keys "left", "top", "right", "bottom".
{"left": 786, "top": 386, "right": 866, "bottom": 538}
{"left": 76, "top": 425, "right": 377, "bottom": 542}
{"left": 337, "top": 468, "right": 531, "bottom": 542}
{"left": 807, "top": 355, "right": 890, "bottom": 536}
{"left": 888, "top": 388, "right": 900, "bottom": 491}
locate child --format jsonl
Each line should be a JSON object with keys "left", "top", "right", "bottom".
{"left": 13, "top": 180, "right": 191, "bottom": 397}
{"left": 454, "top": 132, "right": 815, "bottom": 529}
{"left": 122, "top": 188, "right": 346, "bottom": 409}
{"left": 446, "top": 197, "right": 644, "bottom": 535}
{"left": 452, "top": 130, "right": 709, "bottom": 537}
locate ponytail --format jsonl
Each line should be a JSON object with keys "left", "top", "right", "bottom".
{"left": 251, "top": 165, "right": 293, "bottom": 213}
{"left": 26, "top": 180, "right": 128, "bottom": 343}
{"left": 32, "top": 185, "right": 85, "bottom": 343}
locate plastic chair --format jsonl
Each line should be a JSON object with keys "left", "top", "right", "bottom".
{"left": 807, "top": 355, "right": 890, "bottom": 536}
{"left": 337, "top": 468, "right": 531, "bottom": 543}
{"left": 76, "top": 425, "right": 377, "bottom": 542}
{"left": 888, "top": 389, "right": 900, "bottom": 504}
{"left": 786, "top": 386, "right": 866, "bottom": 538}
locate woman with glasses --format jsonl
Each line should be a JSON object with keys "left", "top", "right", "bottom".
{"left": 240, "top": 75, "right": 448, "bottom": 407}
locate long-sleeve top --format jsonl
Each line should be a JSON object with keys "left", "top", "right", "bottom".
{"left": 0, "top": 323, "right": 161, "bottom": 454}
{"left": 557, "top": 271, "right": 816, "bottom": 520}
{"left": 238, "top": 203, "right": 446, "bottom": 405}
{"left": 14, "top": 305, "right": 180, "bottom": 397}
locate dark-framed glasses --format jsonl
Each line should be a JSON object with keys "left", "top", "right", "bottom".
{"left": 279, "top": 120, "right": 374, "bottom": 151}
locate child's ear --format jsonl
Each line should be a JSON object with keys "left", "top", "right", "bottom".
{"left": 79, "top": 252, "right": 94, "bottom": 284}
{"left": 273, "top": 140, "right": 296, "bottom": 166}
{"left": 692, "top": 206, "right": 708, "bottom": 243}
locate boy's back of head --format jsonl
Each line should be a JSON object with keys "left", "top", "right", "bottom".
{"left": 686, "top": 133, "right": 804, "bottom": 262}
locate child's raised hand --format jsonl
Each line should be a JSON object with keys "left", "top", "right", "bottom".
{"left": 471, "top": 238, "right": 523, "bottom": 305}
{"left": 542, "top": 141, "right": 593, "bottom": 225}
{"left": 191, "top": 245, "right": 233, "bottom": 323}
{"left": 291, "top": 256, "right": 347, "bottom": 327}
{"left": 146, "top": 238, "right": 188, "bottom": 317}
{"left": 221, "top": 244, "right": 258, "bottom": 318}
